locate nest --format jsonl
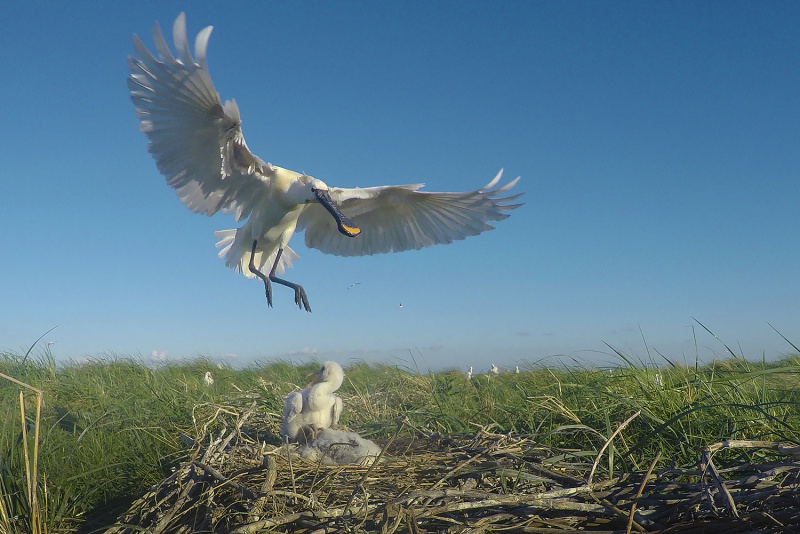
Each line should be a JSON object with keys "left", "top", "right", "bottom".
{"left": 103, "top": 403, "right": 800, "bottom": 533}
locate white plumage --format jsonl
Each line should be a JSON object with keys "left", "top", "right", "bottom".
{"left": 281, "top": 361, "right": 344, "bottom": 443}
{"left": 298, "top": 428, "right": 381, "bottom": 466}
{"left": 203, "top": 371, "right": 214, "bottom": 386}
{"left": 128, "top": 13, "right": 522, "bottom": 311}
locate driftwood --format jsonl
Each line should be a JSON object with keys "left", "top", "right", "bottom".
{"left": 103, "top": 407, "right": 800, "bottom": 534}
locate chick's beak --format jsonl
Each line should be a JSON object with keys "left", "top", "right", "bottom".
{"left": 305, "top": 369, "right": 322, "bottom": 386}
{"left": 314, "top": 189, "right": 361, "bottom": 237}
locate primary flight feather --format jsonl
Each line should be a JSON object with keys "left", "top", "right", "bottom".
{"left": 128, "top": 13, "right": 522, "bottom": 311}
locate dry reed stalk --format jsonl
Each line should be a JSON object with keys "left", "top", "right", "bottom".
{"left": 102, "top": 403, "right": 800, "bottom": 534}
{"left": 626, "top": 450, "right": 661, "bottom": 534}
{"left": 588, "top": 410, "right": 641, "bottom": 486}
{"left": 0, "top": 372, "right": 44, "bottom": 534}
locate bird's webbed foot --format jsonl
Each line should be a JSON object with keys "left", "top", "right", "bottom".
{"left": 262, "top": 278, "right": 273, "bottom": 307}
{"left": 250, "top": 265, "right": 273, "bottom": 307}
{"left": 269, "top": 274, "right": 312, "bottom": 312}
{"left": 293, "top": 284, "right": 311, "bottom": 312}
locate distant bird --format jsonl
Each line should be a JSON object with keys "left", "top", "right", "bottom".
{"left": 203, "top": 371, "right": 214, "bottom": 386}
{"left": 298, "top": 428, "right": 381, "bottom": 466}
{"left": 347, "top": 282, "right": 361, "bottom": 290}
{"left": 490, "top": 364, "right": 500, "bottom": 376}
{"left": 514, "top": 365, "right": 520, "bottom": 374}
{"left": 653, "top": 372, "right": 664, "bottom": 387}
{"left": 398, "top": 303, "right": 404, "bottom": 309}
{"left": 127, "top": 14, "right": 522, "bottom": 311}
{"left": 466, "top": 366, "right": 473, "bottom": 380}
{"left": 282, "top": 361, "right": 344, "bottom": 443}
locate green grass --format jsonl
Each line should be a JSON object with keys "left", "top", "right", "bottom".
{"left": 1, "top": 348, "right": 799, "bottom": 532}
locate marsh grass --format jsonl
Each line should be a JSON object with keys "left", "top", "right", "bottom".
{"left": 0, "top": 348, "right": 799, "bottom": 532}
{"left": 0, "top": 372, "right": 44, "bottom": 534}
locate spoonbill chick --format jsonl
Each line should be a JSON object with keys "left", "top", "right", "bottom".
{"left": 465, "top": 366, "right": 473, "bottom": 380}
{"left": 298, "top": 428, "right": 381, "bottom": 466}
{"left": 490, "top": 364, "right": 500, "bottom": 376}
{"left": 282, "top": 361, "right": 344, "bottom": 443}
{"left": 203, "top": 371, "right": 214, "bottom": 386}
{"left": 127, "top": 14, "right": 522, "bottom": 311}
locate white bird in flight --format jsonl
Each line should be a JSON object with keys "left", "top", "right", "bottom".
{"left": 281, "top": 361, "right": 344, "bottom": 443}
{"left": 127, "top": 13, "right": 522, "bottom": 311}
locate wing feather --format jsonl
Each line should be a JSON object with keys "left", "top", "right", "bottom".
{"left": 128, "top": 13, "right": 272, "bottom": 221}
{"left": 281, "top": 391, "right": 304, "bottom": 442}
{"left": 297, "top": 170, "right": 523, "bottom": 257}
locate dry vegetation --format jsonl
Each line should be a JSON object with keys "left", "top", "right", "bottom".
{"left": 2, "top": 346, "right": 800, "bottom": 533}
{"left": 102, "top": 403, "right": 800, "bottom": 534}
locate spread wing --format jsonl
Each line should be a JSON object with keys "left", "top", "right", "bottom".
{"left": 127, "top": 12, "right": 272, "bottom": 222}
{"left": 297, "top": 170, "right": 522, "bottom": 256}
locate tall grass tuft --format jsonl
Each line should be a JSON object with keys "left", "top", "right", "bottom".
{"left": 1, "top": 346, "right": 799, "bottom": 532}
{"left": 0, "top": 370, "right": 44, "bottom": 534}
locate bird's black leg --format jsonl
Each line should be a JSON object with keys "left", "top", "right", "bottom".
{"left": 248, "top": 240, "right": 273, "bottom": 307}
{"left": 268, "top": 248, "right": 312, "bottom": 312}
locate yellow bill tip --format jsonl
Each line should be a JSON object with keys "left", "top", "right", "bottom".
{"left": 342, "top": 224, "right": 361, "bottom": 236}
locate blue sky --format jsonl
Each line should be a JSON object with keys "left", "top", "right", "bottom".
{"left": 2, "top": 2, "right": 799, "bottom": 372}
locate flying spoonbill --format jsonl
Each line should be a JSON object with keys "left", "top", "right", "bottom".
{"left": 128, "top": 13, "right": 522, "bottom": 311}
{"left": 281, "top": 361, "right": 344, "bottom": 443}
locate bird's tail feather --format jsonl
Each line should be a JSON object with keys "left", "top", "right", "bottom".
{"left": 214, "top": 229, "right": 299, "bottom": 278}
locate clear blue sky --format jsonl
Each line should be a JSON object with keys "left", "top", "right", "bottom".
{"left": 2, "top": 2, "right": 799, "bottom": 371}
